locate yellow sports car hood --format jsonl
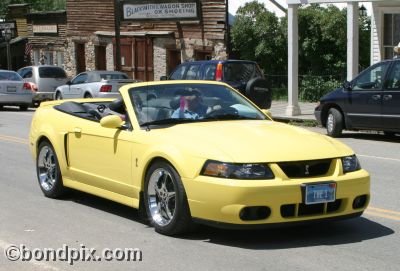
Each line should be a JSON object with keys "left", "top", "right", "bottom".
{"left": 155, "top": 120, "right": 353, "bottom": 163}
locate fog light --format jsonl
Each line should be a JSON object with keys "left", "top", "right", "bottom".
{"left": 239, "top": 206, "right": 271, "bottom": 221}
{"left": 353, "top": 195, "right": 368, "bottom": 209}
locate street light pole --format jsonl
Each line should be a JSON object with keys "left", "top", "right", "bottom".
{"left": 5, "top": 28, "right": 12, "bottom": 70}
{"left": 114, "top": 0, "right": 122, "bottom": 71}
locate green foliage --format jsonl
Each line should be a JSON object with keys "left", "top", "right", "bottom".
{"left": 231, "top": 3, "right": 371, "bottom": 80}
{"left": 0, "top": 0, "right": 65, "bottom": 18}
{"left": 299, "top": 75, "right": 341, "bottom": 102}
{"left": 230, "top": 1, "right": 287, "bottom": 75}
{"left": 297, "top": 4, "right": 347, "bottom": 75}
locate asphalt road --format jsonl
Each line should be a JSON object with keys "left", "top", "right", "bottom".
{"left": 0, "top": 107, "right": 399, "bottom": 271}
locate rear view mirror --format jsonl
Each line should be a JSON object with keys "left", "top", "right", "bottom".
{"left": 100, "top": 115, "right": 124, "bottom": 129}
{"left": 342, "top": 81, "right": 352, "bottom": 91}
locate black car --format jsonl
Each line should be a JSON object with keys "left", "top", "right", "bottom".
{"left": 161, "top": 60, "right": 272, "bottom": 109}
{"left": 315, "top": 58, "right": 400, "bottom": 137}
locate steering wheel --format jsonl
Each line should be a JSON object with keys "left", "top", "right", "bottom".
{"left": 204, "top": 106, "right": 238, "bottom": 118}
{"left": 97, "top": 104, "right": 106, "bottom": 113}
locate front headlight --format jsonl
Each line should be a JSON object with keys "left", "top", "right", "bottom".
{"left": 342, "top": 155, "right": 361, "bottom": 173}
{"left": 201, "top": 160, "right": 274, "bottom": 179}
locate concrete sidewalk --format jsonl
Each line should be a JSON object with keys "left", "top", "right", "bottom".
{"left": 269, "top": 101, "right": 318, "bottom": 122}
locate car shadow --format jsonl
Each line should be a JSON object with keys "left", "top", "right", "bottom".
{"left": 60, "top": 190, "right": 394, "bottom": 250}
{"left": 182, "top": 217, "right": 395, "bottom": 250}
{"left": 0, "top": 106, "right": 35, "bottom": 112}
{"left": 340, "top": 132, "right": 400, "bottom": 143}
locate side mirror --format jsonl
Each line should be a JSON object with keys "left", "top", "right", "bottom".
{"left": 261, "top": 109, "right": 273, "bottom": 119}
{"left": 342, "top": 80, "right": 352, "bottom": 91}
{"left": 160, "top": 76, "right": 168, "bottom": 81}
{"left": 66, "top": 80, "right": 72, "bottom": 85}
{"left": 100, "top": 115, "right": 124, "bottom": 129}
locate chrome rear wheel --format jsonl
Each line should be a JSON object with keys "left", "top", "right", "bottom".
{"left": 36, "top": 141, "right": 66, "bottom": 198}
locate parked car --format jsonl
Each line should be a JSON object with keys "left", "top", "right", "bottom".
{"left": 29, "top": 80, "right": 369, "bottom": 236}
{"left": 0, "top": 70, "right": 34, "bottom": 110}
{"left": 54, "top": 71, "right": 138, "bottom": 100}
{"left": 161, "top": 60, "right": 272, "bottom": 109}
{"left": 315, "top": 58, "right": 400, "bottom": 137}
{"left": 17, "top": 65, "right": 69, "bottom": 105}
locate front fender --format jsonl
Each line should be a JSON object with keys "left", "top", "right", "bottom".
{"left": 133, "top": 143, "right": 206, "bottom": 191}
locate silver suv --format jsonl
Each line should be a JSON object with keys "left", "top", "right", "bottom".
{"left": 17, "top": 66, "right": 69, "bottom": 105}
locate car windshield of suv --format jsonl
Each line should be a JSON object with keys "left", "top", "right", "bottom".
{"left": 223, "top": 63, "right": 261, "bottom": 82}
{"left": 128, "top": 83, "right": 267, "bottom": 127}
{"left": 39, "top": 67, "right": 67, "bottom": 79}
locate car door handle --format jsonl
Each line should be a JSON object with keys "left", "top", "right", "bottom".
{"left": 371, "top": 95, "right": 381, "bottom": 100}
{"left": 73, "top": 127, "right": 82, "bottom": 134}
{"left": 383, "top": 94, "right": 392, "bottom": 101}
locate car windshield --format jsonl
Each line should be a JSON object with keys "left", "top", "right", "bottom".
{"left": 128, "top": 83, "right": 267, "bottom": 127}
{"left": 39, "top": 67, "right": 67, "bottom": 78}
{"left": 0, "top": 71, "right": 22, "bottom": 81}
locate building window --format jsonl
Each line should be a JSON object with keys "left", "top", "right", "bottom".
{"left": 383, "top": 13, "right": 400, "bottom": 59}
{"left": 56, "top": 51, "right": 64, "bottom": 68}
{"left": 44, "top": 51, "right": 54, "bottom": 65}
{"left": 33, "top": 50, "right": 40, "bottom": 65}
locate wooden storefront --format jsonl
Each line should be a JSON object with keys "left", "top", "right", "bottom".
{"left": 27, "top": 11, "right": 67, "bottom": 68}
{"left": 65, "top": 0, "right": 227, "bottom": 79}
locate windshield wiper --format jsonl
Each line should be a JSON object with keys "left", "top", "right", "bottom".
{"left": 202, "top": 114, "right": 258, "bottom": 120}
{"left": 140, "top": 118, "right": 197, "bottom": 127}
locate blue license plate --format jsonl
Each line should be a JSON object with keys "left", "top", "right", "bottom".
{"left": 304, "top": 183, "right": 336, "bottom": 205}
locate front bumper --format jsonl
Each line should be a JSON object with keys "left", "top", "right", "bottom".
{"left": 184, "top": 166, "right": 370, "bottom": 226}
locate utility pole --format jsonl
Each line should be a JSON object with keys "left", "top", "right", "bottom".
{"left": 114, "top": 0, "right": 122, "bottom": 71}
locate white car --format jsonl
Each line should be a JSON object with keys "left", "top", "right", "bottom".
{"left": 54, "top": 71, "right": 138, "bottom": 100}
{"left": 0, "top": 70, "right": 33, "bottom": 111}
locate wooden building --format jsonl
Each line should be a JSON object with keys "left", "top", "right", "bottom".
{"left": 65, "top": 0, "right": 228, "bottom": 80}
{"left": 0, "top": 4, "right": 30, "bottom": 70}
{"left": 26, "top": 11, "right": 67, "bottom": 68}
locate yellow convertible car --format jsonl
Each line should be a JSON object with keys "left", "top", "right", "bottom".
{"left": 29, "top": 81, "right": 370, "bottom": 235}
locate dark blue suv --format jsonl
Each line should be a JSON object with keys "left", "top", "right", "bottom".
{"left": 315, "top": 59, "right": 400, "bottom": 137}
{"left": 161, "top": 60, "right": 272, "bottom": 109}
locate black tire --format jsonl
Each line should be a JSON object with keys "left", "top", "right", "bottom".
{"left": 84, "top": 93, "right": 93, "bottom": 99}
{"left": 245, "top": 77, "right": 272, "bottom": 109}
{"left": 19, "top": 105, "right": 28, "bottom": 111}
{"left": 144, "top": 161, "right": 193, "bottom": 235}
{"left": 36, "top": 141, "right": 66, "bottom": 198}
{"left": 55, "top": 92, "right": 63, "bottom": 100}
{"left": 326, "top": 108, "right": 343, "bottom": 137}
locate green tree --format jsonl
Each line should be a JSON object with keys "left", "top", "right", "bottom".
{"left": 230, "top": 1, "right": 287, "bottom": 75}
{"left": 0, "top": 0, "right": 65, "bottom": 19}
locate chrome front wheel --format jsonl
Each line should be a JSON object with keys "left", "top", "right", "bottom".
{"left": 144, "top": 161, "right": 192, "bottom": 235}
{"left": 147, "top": 169, "right": 176, "bottom": 226}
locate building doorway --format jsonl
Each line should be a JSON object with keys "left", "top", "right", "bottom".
{"left": 118, "top": 37, "right": 154, "bottom": 81}
{"left": 75, "top": 43, "right": 86, "bottom": 74}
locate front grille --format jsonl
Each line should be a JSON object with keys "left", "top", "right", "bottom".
{"left": 278, "top": 159, "right": 332, "bottom": 178}
{"left": 281, "top": 199, "right": 342, "bottom": 218}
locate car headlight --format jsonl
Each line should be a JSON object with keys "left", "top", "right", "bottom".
{"left": 342, "top": 155, "right": 361, "bottom": 173}
{"left": 201, "top": 160, "right": 274, "bottom": 179}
